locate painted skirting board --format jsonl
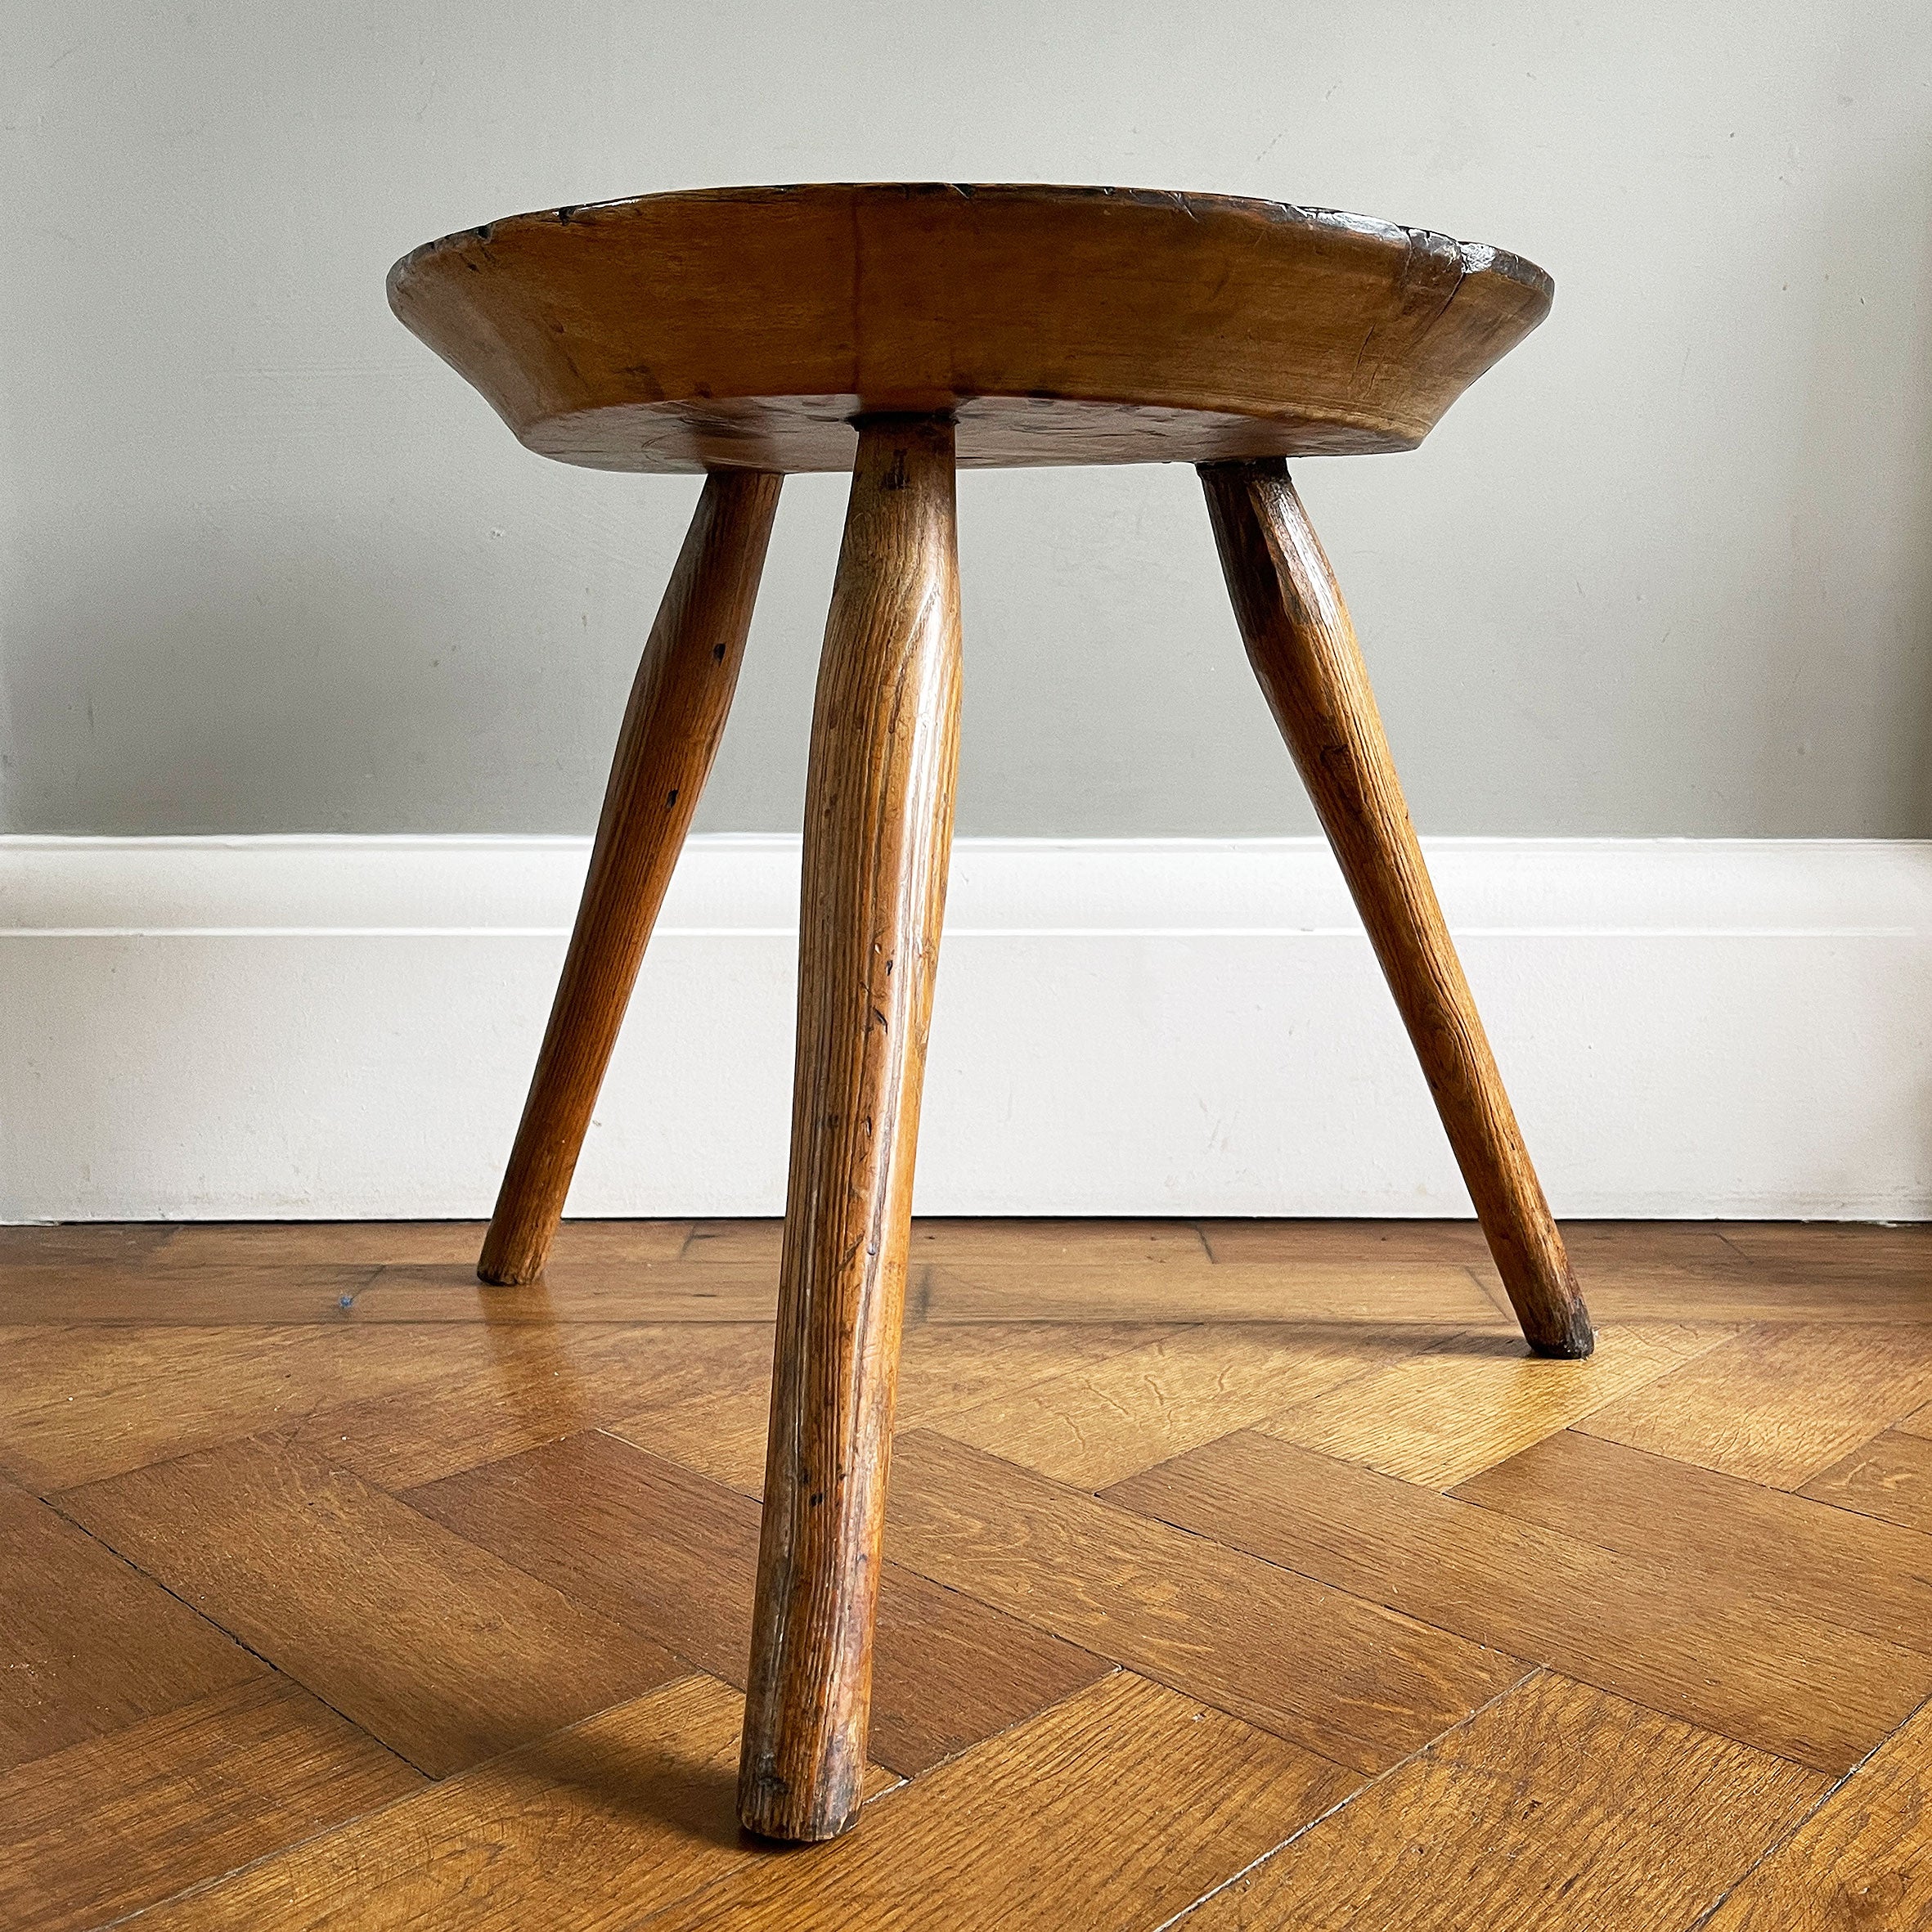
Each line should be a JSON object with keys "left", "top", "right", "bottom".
{"left": 2, "top": 835, "right": 1927, "bottom": 1222}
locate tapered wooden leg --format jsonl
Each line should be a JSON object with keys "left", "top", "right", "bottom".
{"left": 738, "top": 418, "right": 961, "bottom": 1841}
{"left": 478, "top": 470, "right": 783, "bottom": 1286}
{"left": 1201, "top": 458, "right": 1593, "bottom": 1359}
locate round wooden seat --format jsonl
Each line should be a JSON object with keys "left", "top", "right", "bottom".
{"left": 387, "top": 182, "right": 1552, "bottom": 473}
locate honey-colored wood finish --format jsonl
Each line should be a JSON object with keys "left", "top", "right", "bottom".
{"left": 364, "top": 1258, "right": 782, "bottom": 1323}
{"left": 479, "top": 470, "right": 781, "bottom": 1286}
{"left": 1453, "top": 1427, "right": 1932, "bottom": 1652}
{"left": 0, "top": 1476, "right": 261, "bottom": 1770}
{"left": 17, "top": 1221, "right": 1920, "bottom": 1329}
{"left": 649, "top": 1672, "right": 1353, "bottom": 1932}
{"left": 920, "top": 1258, "right": 1505, "bottom": 1326}
{"left": 124, "top": 1675, "right": 896, "bottom": 1932}
{"left": 1800, "top": 1427, "right": 1932, "bottom": 1534}
{"left": 0, "top": 1678, "right": 422, "bottom": 1932}
{"left": 886, "top": 1431, "right": 1522, "bottom": 1774}
{"left": 1174, "top": 1672, "right": 1825, "bottom": 1931}
{"left": 4, "top": 1220, "right": 1929, "bottom": 1924}
{"left": 608, "top": 1319, "right": 1174, "bottom": 1498}
{"left": 739, "top": 415, "right": 964, "bottom": 1841}
{"left": 0, "top": 1323, "right": 531, "bottom": 1489}
{"left": 387, "top": 185, "right": 1552, "bottom": 474}
{"left": 1201, "top": 460, "right": 1593, "bottom": 1359}
{"left": 1575, "top": 1320, "right": 1932, "bottom": 1488}
{"left": 278, "top": 1319, "right": 771, "bottom": 1490}
{"left": 1195, "top": 1219, "right": 1746, "bottom": 1269}
{"left": 64, "top": 1438, "right": 682, "bottom": 1776}
{"left": 932, "top": 1326, "right": 1425, "bottom": 1489}
{"left": 1259, "top": 1323, "right": 1729, "bottom": 1489}
{"left": 407, "top": 1429, "right": 1108, "bottom": 1777}
{"left": 1701, "top": 1693, "right": 1932, "bottom": 1930}
{"left": 1107, "top": 1428, "right": 1931, "bottom": 1771}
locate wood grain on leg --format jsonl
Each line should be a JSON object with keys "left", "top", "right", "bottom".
{"left": 479, "top": 470, "right": 783, "bottom": 1286}
{"left": 1199, "top": 459, "right": 1593, "bottom": 1358}
{"left": 738, "top": 416, "right": 963, "bottom": 1841}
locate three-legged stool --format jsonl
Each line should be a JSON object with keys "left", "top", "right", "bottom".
{"left": 389, "top": 182, "right": 1595, "bottom": 1844}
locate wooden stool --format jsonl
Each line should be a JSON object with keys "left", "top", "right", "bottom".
{"left": 389, "top": 183, "right": 1595, "bottom": 1843}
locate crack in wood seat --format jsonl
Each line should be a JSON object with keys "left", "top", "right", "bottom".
{"left": 389, "top": 181, "right": 1592, "bottom": 1847}
{"left": 387, "top": 182, "right": 1553, "bottom": 473}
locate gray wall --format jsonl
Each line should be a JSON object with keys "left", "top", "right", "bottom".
{"left": 4, "top": 1, "right": 1931, "bottom": 838}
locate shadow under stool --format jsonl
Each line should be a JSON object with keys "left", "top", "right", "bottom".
{"left": 388, "top": 182, "right": 1596, "bottom": 1844}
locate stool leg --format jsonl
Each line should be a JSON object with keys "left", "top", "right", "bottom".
{"left": 1200, "top": 458, "right": 1593, "bottom": 1359}
{"left": 478, "top": 470, "right": 783, "bottom": 1287}
{"left": 739, "top": 417, "right": 961, "bottom": 1841}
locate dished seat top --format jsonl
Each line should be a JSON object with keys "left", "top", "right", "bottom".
{"left": 387, "top": 183, "right": 1553, "bottom": 474}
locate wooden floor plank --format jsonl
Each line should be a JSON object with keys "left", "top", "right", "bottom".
{"left": 0, "top": 1263, "right": 382, "bottom": 1327}
{"left": 883, "top": 1430, "right": 1523, "bottom": 1774}
{"left": 1701, "top": 1691, "right": 1932, "bottom": 1930}
{"left": 1260, "top": 1323, "right": 1733, "bottom": 1489}
{"left": 609, "top": 1382, "right": 775, "bottom": 1495}
{"left": 7, "top": 1219, "right": 1930, "bottom": 1921}
{"left": 1197, "top": 1220, "right": 1749, "bottom": 1269}
{"left": 1453, "top": 1429, "right": 1932, "bottom": 1654}
{"left": 356, "top": 1261, "right": 782, "bottom": 1323}
{"left": 1575, "top": 1323, "right": 1932, "bottom": 1488}
{"left": 685, "top": 1217, "right": 1212, "bottom": 1269}
{"left": 63, "top": 1438, "right": 685, "bottom": 1777}
{"left": 910, "top": 1218, "right": 1213, "bottom": 1265}
{"left": 929, "top": 1325, "right": 1432, "bottom": 1489}
{"left": 1583, "top": 1276, "right": 1932, "bottom": 1324}
{"left": 405, "top": 1429, "right": 1111, "bottom": 1778}
{"left": 608, "top": 1322, "right": 1176, "bottom": 1497}
{"left": 1104, "top": 1429, "right": 1932, "bottom": 1772}
{"left": 639, "top": 1670, "right": 1355, "bottom": 1932}
{"left": 155, "top": 1223, "right": 490, "bottom": 1267}
{"left": 1719, "top": 1222, "right": 1932, "bottom": 1272}
{"left": 282, "top": 1321, "right": 772, "bottom": 1491}
{"left": 0, "top": 1323, "right": 533, "bottom": 1489}
{"left": 1800, "top": 1429, "right": 1932, "bottom": 1535}
{"left": 160, "top": 1219, "right": 693, "bottom": 1268}
{"left": 0, "top": 1674, "right": 424, "bottom": 1932}
{"left": 923, "top": 1259, "right": 1508, "bottom": 1326}
{"left": 118, "top": 1673, "right": 894, "bottom": 1932}
{"left": 1171, "top": 1669, "right": 1825, "bottom": 1930}
{"left": 0, "top": 1477, "right": 261, "bottom": 1772}
{"left": 894, "top": 1320, "right": 1180, "bottom": 1422}
{"left": 0, "top": 1222, "right": 175, "bottom": 1267}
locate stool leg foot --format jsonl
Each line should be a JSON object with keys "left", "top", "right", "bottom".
{"left": 478, "top": 470, "right": 783, "bottom": 1287}
{"left": 739, "top": 417, "right": 961, "bottom": 1841}
{"left": 1200, "top": 459, "right": 1593, "bottom": 1359}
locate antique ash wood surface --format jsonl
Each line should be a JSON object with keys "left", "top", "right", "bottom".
{"left": 2, "top": 1219, "right": 1932, "bottom": 1926}
{"left": 1202, "top": 459, "right": 1594, "bottom": 1359}
{"left": 739, "top": 415, "right": 964, "bottom": 1840}
{"left": 479, "top": 468, "right": 781, "bottom": 1287}
{"left": 386, "top": 183, "right": 1553, "bottom": 473}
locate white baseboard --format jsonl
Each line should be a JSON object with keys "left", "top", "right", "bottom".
{"left": 2, "top": 834, "right": 1928, "bottom": 1222}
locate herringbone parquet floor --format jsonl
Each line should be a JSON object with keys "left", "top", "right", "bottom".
{"left": 3, "top": 1219, "right": 1930, "bottom": 1929}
